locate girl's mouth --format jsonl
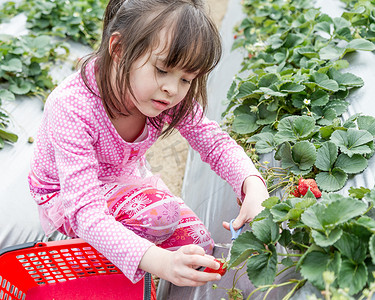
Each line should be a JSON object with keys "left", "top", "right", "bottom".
{"left": 151, "top": 99, "right": 169, "bottom": 110}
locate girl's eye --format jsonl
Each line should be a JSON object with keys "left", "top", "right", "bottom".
{"left": 156, "top": 67, "right": 167, "bottom": 74}
{"left": 182, "top": 78, "right": 191, "bottom": 84}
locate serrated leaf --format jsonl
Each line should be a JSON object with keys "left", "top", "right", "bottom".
{"left": 334, "top": 232, "right": 366, "bottom": 263}
{"left": 302, "top": 197, "right": 367, "bottom": 230}
{"left": 261, "top": 196, "right": 280, "bottom": 209}
{"left": 315, "top": 141, "right": 338, "bottom": 171}
{"left": 1, "top": 58, "right": 23, "bottom": 73}
{"left": 237, "top": 81, "right": 257, "bottom": 98}
{"left": 279, "top": 230, "right": 292, "bottom": 248}
{"left": 315, "top": 168, "right": 347, "bottom": 192}
{"left": 246, "top": 244, "right": 277, "bottom": 287}
{"left": 258, "top": 73, "right": 279, "bottom": 88}
{"left": 312, "top": 227, "right": 343, "bottom": 247}
{"left": 310, "top": 90, "right": 329, "bottom": 107}
{"left": 281, "top": 257, "right": 294, "bottom": 267}
{"left": 248, "top": 132, "right": 276, "bottom": 154}
{"left": 319, "top": 45, "right": 345, "bottom": 61}
{"left": 0, "top": 89, "right": 15, "bottom": 102}
{"left": 232, "top": 113, "right": 258, "bottom": 134}
{"left": 229, "top": 231, "right": 265, "bottom": 268}
{"left": 334, "top": 153, "right": 368, "bottom": 174}
{"left": 291, "top": 141, "right": 317, "bottom": 170}
{"left": 349, "top": 187, "right": 371, "bottom": 199}
{"left": 357, "top": 116, "right": 375, "bottom": 136}
{"left": 299, "top": 251, "right": 332, "bottom": 290}
{"left": 328, "top": 69, "right": 364, "bottom": 88}
{"left": 346, "top": 38, "right": 375, "bottom": 51}
{"left": 270, "top": 203, "right": 291, "bottom": 222}
{"left": 330, "top": 128, "right": 373, "bottom": 157}
{"left": 338, "top": 260, "right": 367, "bottom": 295}
{"left": 252, "top": 217, "right": 280, "bottom": 244}
{"left": 355, "top": 217, "right": 375, "bottom": 234}
{"left": 274, "top": 116, "right": 316, "bottom": 144}
{"left": 280, "top": 82, "right": 305, "bottom": 93}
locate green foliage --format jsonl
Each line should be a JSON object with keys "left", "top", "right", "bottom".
{"left": 223, "top": 0, "right": 375, "bottom": 193}
{"left": 0, "top": 0, "right": 105, "bottom": 146}
{"left": 229, "top": 187, "right": 375, "bottom": 296}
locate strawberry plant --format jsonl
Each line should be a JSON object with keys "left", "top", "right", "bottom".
{"left": 221, "top": 0, "right": 375, "bottom": 298}
{"left": 0, "top": 0, "right": 107, "bottom": 47}
{"left": 222, "top": 0, "right": 375, "bottom": 193}
{"left": 229, "top": 187, "right": 375, "bottom": 299}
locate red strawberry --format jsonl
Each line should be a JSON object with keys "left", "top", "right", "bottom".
{"left": 291, "top": 187, "right": 301, "bottom": 197}
{"left": 204, "top": 258, "right": 227, "bottom": 276}
{"left": 298, "top": 178, "right": 322, "bottom": 198}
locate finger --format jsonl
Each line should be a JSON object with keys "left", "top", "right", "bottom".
{"left": 232, "top": 215, "right": 247, "bottom": 230}
{"left": 181, "top": 244, "right": 205, "bottom": 256}
{"left": 222, "top": 221, "right": 230, "bottom": 230}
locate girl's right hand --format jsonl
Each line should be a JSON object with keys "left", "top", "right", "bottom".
{"left": 139, "top": 244, "right": 222, "bottom": 286}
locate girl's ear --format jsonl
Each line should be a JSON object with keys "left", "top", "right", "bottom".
{"left": 109, "top": 32, "right": 122, "bottom": 62}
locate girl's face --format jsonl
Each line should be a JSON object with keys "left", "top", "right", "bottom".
{"left": 125, "top": 33, "right": 198, "bottom": 118}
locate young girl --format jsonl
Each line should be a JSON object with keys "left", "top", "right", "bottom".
{"left": 28, "top": 0, "right": 269, "bottom": 287}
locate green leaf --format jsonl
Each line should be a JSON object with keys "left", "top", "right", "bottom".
{"left": 246, "top": 244, "right": 277, "bottom": 287}
{"left": 248, "top": 132, "right": 276, "bottom": 154}
{"left": 291, "top": 141, "right": 317, "bottom": 171}
{"left": 310, "top": 90, "right": 329, "bottom": 107}
{"left": 356, "top": 217, "right": 375, "bottom": 234}
{"left": 274, "top": 115, "right": 316, "bottom": 144}
{"left": 334, "top": 232, "right": 366, "bottom": 263}
{"left": 312, "top": 227, "right": 343, "bottom": 247}
{"left": 334, "top": 153, "right": 368, "bottom": 174}
{"left": 299, "top": 251, "right": 333, "bottom": 290}
{"left": 315, "top": 168, "right": 347, "bottom": 192}
{"left": 261, "top": 196, "right": 280, "bottom": 209}
{"left": 237, "top": 81, "right": 257, "bottom": 98}
{"left": 349, "top": 187, "right": 371, "bottom": 199}
{"left": 9, "top": 79, "right": 32, "bottom": 95}
{"left": 315, "top": 141, "right": 338, "bottom": 171}
{"left": 330, "top": 128, "right": 373, "bottom": 157}
{"left": 319, "top": 45, "right": 345, "bottom": 61}
{"left": 1, "top": 58, "right": 23, "bottom": 72}
{"left": 357, "top": 116, "right": 375, "bottom": 136}
{"left": 252, "top": 217, "right": 280, "bottom": 244}
{"left": 280, "top": 82, "right": 305, "bottom": 93}
{"left": 338, "top": 260, "right": 367, "bottom": 295}
{"left": 300, "top": 204, "right": 325, "bottom": 231}
{"left": 302, "top": 197, "right": 367, "bottom": 230}
{"left": 229, "top": 231, "right": 265, "bottom": 268}
{"left": 346, "top": 38, "right": 375, "bottom": 52}
{"left": 232, "top": 113, "right": 258, "bottom": 134}
{"left": 328, "top": 69, "right": 364, "bottom": 88}
{"left": 370, "top": 235, "right": 375, "bottom": 264}
{"left": 258, "top": 73, "right": 279, "bottom": 87}
{"left": 0, "top": 89, "right": 15, "bottom": 102}
{"left": 270, "top": 203, "right": 291, "bottom": 222}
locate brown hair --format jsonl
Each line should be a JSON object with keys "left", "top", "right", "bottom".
{"left": 81, "top": 0, "right": 222, "bottom": 136}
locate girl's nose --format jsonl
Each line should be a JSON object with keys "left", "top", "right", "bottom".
{"left": 161, "top": 79, "right": 178, "bottom": 96}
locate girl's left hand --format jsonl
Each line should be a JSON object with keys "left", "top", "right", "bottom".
{"left": 223, "top": 176, "right": 269, "bottom": 231}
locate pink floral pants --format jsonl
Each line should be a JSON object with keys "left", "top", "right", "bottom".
{"left": 103, "top": 183, "right": 214, "bottom": 253}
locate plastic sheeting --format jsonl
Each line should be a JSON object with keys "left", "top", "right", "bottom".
{"left": 0, "top": 3, "right": 92, "bottom": 248}
{"left": 157, "top": 0, "right": 375, "bottom": 299}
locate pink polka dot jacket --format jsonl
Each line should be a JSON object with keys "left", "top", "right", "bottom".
{"left": 29, "top": 60, "right": 264, "bottom": 283}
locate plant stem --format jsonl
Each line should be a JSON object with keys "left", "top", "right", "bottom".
{"left": 276, "top": 264, "right": 296, "bottom": 277}
{"left": 277, "top": 253, "right": 303, "bottom": 257}
{"left": 246, "top": 281, "right": 297, "bottom": 300}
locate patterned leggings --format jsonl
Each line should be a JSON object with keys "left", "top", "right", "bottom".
{"left": 62, "top": 183, "right": 215, "bottom": 254}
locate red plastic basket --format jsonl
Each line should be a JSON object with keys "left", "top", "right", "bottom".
{"left": 0, "top": 238, "right": 156, "bottom": 299}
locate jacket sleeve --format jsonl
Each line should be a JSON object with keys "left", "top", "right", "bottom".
{"left": 175, "top": 103, "right": 265, "bottom": 199}
{"left": 48, "top": 93, "right": 153, "bottom": 283}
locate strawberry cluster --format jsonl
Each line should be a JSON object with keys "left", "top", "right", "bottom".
{"left": 291, "top": 178, "right": 322, "bottom": 199}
